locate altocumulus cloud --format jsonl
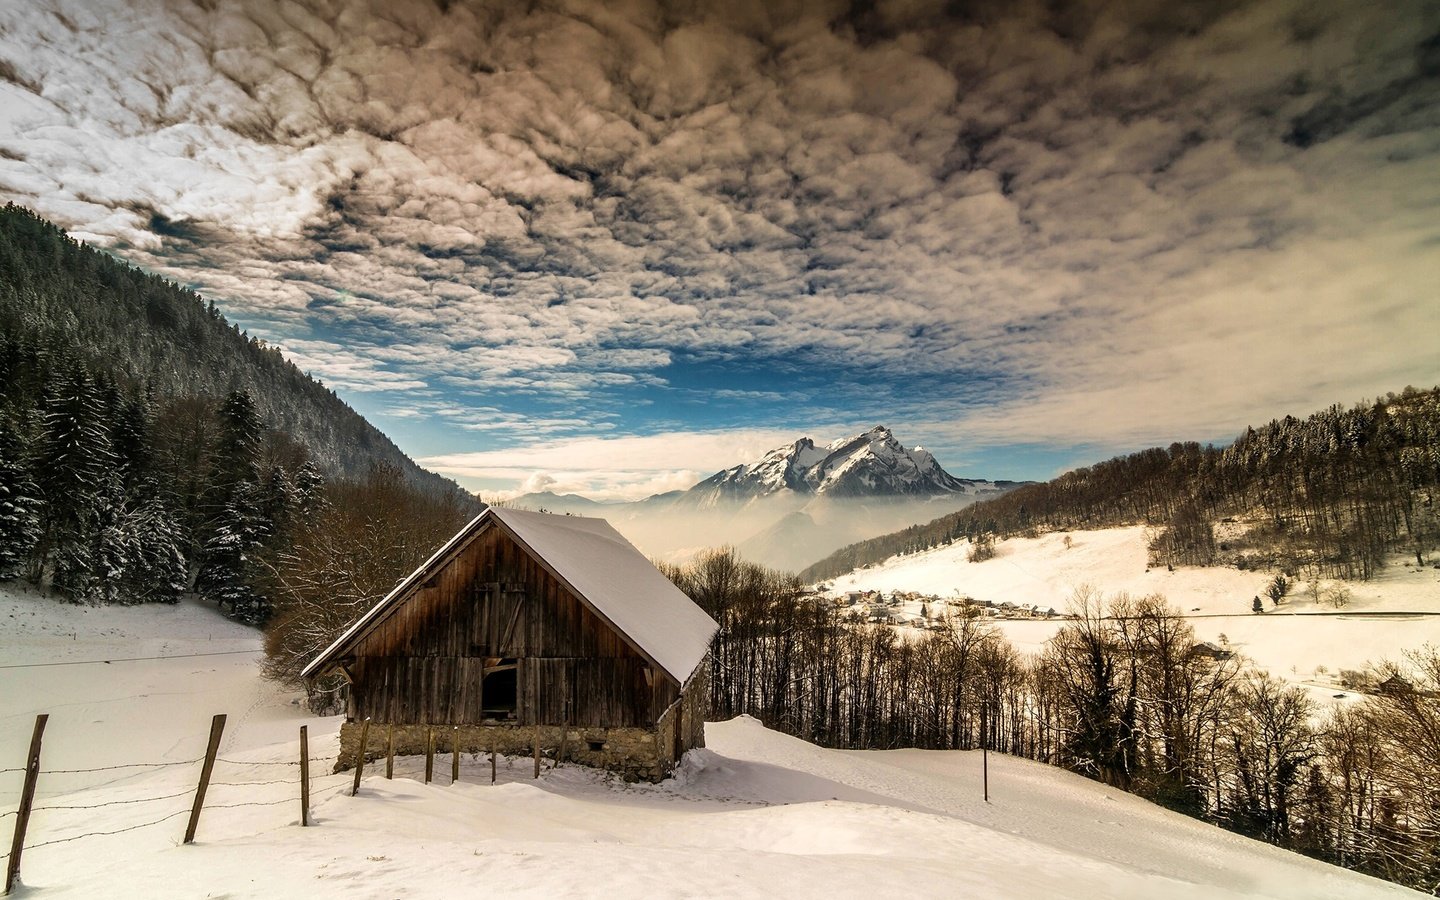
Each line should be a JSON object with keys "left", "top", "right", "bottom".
{"left": 0, "top": 0, "right": 1436, "bottom": 487}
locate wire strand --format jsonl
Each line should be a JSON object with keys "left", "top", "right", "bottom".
{"left": 33, "top": 789, "right": 195, "bottom": 812}
{"left": 216, "top": 757, "right": 335, "bottom": 767}
{"left": 44, "top": 757, "right": 202, "bottom": 774}
{"left": 0, "top": 649, "right": 261, "bottom": 670}
{"left": 23, "top": 809, "right": 190, "bottom": 850}
{"left": 203, "top": 798, "right": 293, "bottom": 810}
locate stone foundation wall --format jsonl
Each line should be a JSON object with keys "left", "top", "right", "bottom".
{"left": 652, "top": 666, "right": 708, "bottom": 766}
{"left": 337, "top": 659, "right": 713, "bottom": 784}
{"left": 337, "top": 720, "right": 672, "bottom": 783}
{"left": 679, "top": 663, "right": 708, "bottom": 752}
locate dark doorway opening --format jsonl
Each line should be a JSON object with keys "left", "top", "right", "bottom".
{"left": 483, "top": 658, "right": 518, "bottom": 720}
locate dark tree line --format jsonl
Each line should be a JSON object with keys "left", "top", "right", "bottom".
{"left": 0, "top": 348, "right": 320, "bottom": 620}
{"left": 675, "top": 549, "right": 1440, "bottom": 895}
{"left": 0, "top": 203, "right": 459, "bottom": 493}
{"left": 805, "top": 387, "right": 1440, "bottom": 583}
{"left": 0, "top": 203, "right": 480, "bottom": 620}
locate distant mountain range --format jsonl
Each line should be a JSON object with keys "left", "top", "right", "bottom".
{"left": 664, "top": 426, "right": 989, "bottom": 506}
{"left": 510, "top": 490, "right": 619, "bottom": 512}
{"left": 520, "top": 426, "right": 1008, "bottom": 510}
{"left": 513, "top": 426, "right": 1021, "bottom": 572}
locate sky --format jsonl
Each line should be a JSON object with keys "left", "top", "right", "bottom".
{"left": 1, "top": 0, "right": 1436, "bottom": 500}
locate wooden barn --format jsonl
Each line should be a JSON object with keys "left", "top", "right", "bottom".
{"left": 301, "top": 506, "right": 719, "bottom": 782}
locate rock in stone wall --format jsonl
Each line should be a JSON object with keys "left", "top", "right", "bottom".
{"left": 680, "top": 661, "right": 708, "bottom": 752}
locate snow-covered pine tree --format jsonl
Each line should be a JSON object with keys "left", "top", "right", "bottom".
{"left": 127, "top": 493, "right": 186, "bottom": 603}
{"left": 88, "top": 475, "right": 138, "bottom": 604}
{"left": 263, "top": 463, "right": 295, "bottom": 539}
{"left": 50, "top": 531, "right": 94, "bottom": 600}
{"left": 108, "top": 389, "right": 154, "bottom": 492}
{"left": 208, "top": 390, "right": 264, "bottom": 495}
{"left": 198, "top": 480, "right": 270, "bottom": 623}
{"left": 294, "top": 459, "right": 326, "bottom": 518}
{"left": 37, "top": 362, "right": 115, "bottom": 599}
{"left": 196, "top": 390, "right": 275, "bottom": 620}
{"left": 0, "top": 411, "right": 41, "bottom": 577}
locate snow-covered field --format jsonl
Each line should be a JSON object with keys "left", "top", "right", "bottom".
{"left": 826, "top": 526, "right": 1440, "bottom": 699}
{"left": 0, "top": 582, "right": 1423, "bottom": 898}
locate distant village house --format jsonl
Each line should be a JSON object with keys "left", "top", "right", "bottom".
{"left": 1189, "top": 641, "right": 1234, "bottom": 661}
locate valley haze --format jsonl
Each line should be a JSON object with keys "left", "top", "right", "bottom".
{"left": 507, "top": 425, "right": 1022, "bottom": 570}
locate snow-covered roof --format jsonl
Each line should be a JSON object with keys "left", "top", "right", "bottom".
{"left": 491, "top": 507, "right": 718, "bottom": 683}
{"left": 302, "top": 506, "right": 718, "bottom": 685}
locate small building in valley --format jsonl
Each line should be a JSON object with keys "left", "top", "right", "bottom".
{"left": 1189, "top": 641, "right": 1234, "bottom": 661}
{"left": 302, "top": 506, "right": 719, "bottom": 782}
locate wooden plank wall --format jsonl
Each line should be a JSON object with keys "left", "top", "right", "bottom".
{"left": 346, "top": 525, "right": 680, "bottom": 728}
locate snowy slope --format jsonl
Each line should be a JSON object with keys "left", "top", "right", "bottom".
{"left": 0, "top": 583, "right": 1422, "bottom": 898}
{"left": 0, "top": 584, "right": 309, "bottom": 794}
{"left": 825, "top": 526, "right": 1440, "bottom": 698}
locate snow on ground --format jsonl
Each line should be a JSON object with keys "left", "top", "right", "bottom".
{"left": 0, "top": 582, "right": 310, "bottom": 797}
{"left": 0, "top": 582, "right": 1423, "bottom": 898}
{"left": 825, "top": 526, "right": 1440, "bottom": 700}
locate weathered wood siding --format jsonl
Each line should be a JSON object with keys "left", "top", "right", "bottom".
{"left": 344, "top": 523, "right": 680, "bottom": 728}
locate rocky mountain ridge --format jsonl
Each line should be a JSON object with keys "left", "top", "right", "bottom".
{"left": 510, "top": 426, "right": 1019, "bottom": 571}
{"left": 684, "top": 425, "right": 985, "bottom": 504}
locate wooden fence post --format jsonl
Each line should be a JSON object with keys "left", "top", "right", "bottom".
{"left": 385, "top": 724, "right": 394, "bottom": 779}
{"left": 184, "top": 714, "right": 227, "bottom": 844}
{"left": 5, "top": 714, "right": 47, "bottom": 895}
{"left": 299, "top": 726, "right": 310, "bottom": 827}
{"left": 350, "top": 718, "right": 370, "bottom": 798}
{"left": 490, "top": 739, "right": 496, "bottom": 785}
{"left": 451, "top": 728, "right": 460, "bottom": 785}
{"left": 533, "top": 724, "right": 541, "bottom": 779}
{"left": 425, "top": 727, "right": 434, "bottom": 784}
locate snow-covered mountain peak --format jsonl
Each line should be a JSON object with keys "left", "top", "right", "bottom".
{"left": 826, "top": 425, "right": 894, "bottom": 451}
{"left": 683, "top": 426, "right": 982, "bottom": 503}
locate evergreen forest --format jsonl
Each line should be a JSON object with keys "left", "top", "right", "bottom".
{"left": 0, "top": 205, "right": 477, "bottom": 622}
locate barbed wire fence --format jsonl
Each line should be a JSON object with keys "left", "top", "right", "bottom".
{"left": 1, "top": 713, "right": 348, "bottom": 896}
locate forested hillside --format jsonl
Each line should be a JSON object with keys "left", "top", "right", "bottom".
{"left": 0, "top": 205, "right": 478, "bottom": 622}
{"left": 0, "top": 205, "right": 455, "bottom": 490}
{"left": 804, "top": 388, "right": 1440, "bottom": 582}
